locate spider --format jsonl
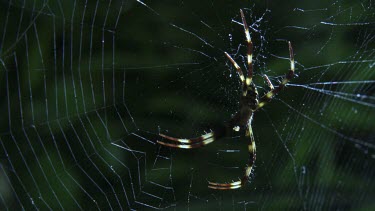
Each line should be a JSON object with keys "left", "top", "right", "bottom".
{"left": 157, "top": 9, "right": 295, "bottom": 190}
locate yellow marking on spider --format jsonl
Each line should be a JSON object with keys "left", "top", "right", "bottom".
{"left": 178, "top": 145, "right": 193, "bottom": 149}
{"left": 268, "top": 83, "right": 274, "bottom": 90}
{"left": 233, "top": 126, "right": 240, "bottom": 132}
{"left": 239, "top": 75, "right": 245, "bottom": 82}
{"left": 172, "top": 137, "right": 214, "bottom": 149}
{"left": 258, "top": 102, "right": 266, "bottom": 108}
{"left": 231, "top": 181, "right": 242, "bottom": 186}
{"left": 202, "top": 138, "right": 214, "bottom": 145}
{"left": 202, "top": 132, "right": 214, "bottom": 139}
{"left": 266, "top": 92, "right": 273, "bottom": 99}
{"left": 248, "top": 144, "right": 252, "bottom": 152}
{"left": 282, "top": 78, "right": 289, "bottom": 85}
{"left": 290, "top": 60, "right": 295, "bottom": 71}
{"left": 234, "top": 62, "right": 241, "bottom": 70}
{"left": 245, "top": 31, "right": 251, "bottom": 43}
{"left": 176, "top": 139, "right": 191, "bottom": 143}
{"left": 248, "top": 141, "right": 256, "bottom": 153}
{"left": 246, "top": 78, "right": 252, "bottom": 86}
{"left": 250, "top": 141, "right": 256, "bottom": 153}
{"left": 247, "top": 54, "right": 252, "bottom": 64}
{"left": 208, "top": 180, "right": 242, "bottom": 189}
{"left": 228, "top": 185, "right": 242, "bottom": 189}
{"left": 245, "top": 166, "right": 253, "bottom": 177}
{"left": 240, "top": 9, "right": 251, "bottom": 42}
{"left": 208, "top": 184, "right": 241, "bottom": 190}
{"left": 208, "top": 180, "right": 242, "bottom": 186}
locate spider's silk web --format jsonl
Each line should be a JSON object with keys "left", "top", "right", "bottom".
{"left": 0, "top": 0, "right": 374, "bottom": 210}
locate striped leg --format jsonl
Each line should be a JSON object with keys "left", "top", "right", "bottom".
{"left": 157, "top": 132, "right": 216, "bottom": 149}
{"left": 256, "top": 41, "right": 295, "bottom": 110}
{"left": 224, "top": 52, "right": 245, "bottom": 85}
{"left": 240, "top": 9, "right": 253, "bottom": 87}
{"left": 208, "top": 123, "right": 256, "bottom": 190}
{"left": 263, "top": 74, "right": 274, "bottom": 91}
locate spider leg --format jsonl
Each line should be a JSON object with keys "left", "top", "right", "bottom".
{"left": 208, "top": 180, "right": 242, "bottom": 190}
{"left": 263, "top": 74, "right": 274, "bottom": 91}
{"left": 240, "top": 9, "right": 253, "bottom": 86}
{"left": 208, "top": 123, "right": 256, "bottom": 190}
{"left": 159, "top": 133, "right": 213, "bottom": 143}
{"left": 224, "top": 52, "right": 245, "bottom": 85}
{"left": 255, "top": 41, "right": 295, "bottom": 110}
{"left": 157, "top": 132, "right": 215, "bottom": 149}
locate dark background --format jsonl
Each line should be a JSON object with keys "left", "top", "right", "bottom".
{"left": 0, "top": 0, "right": 374, "bottom": 210}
